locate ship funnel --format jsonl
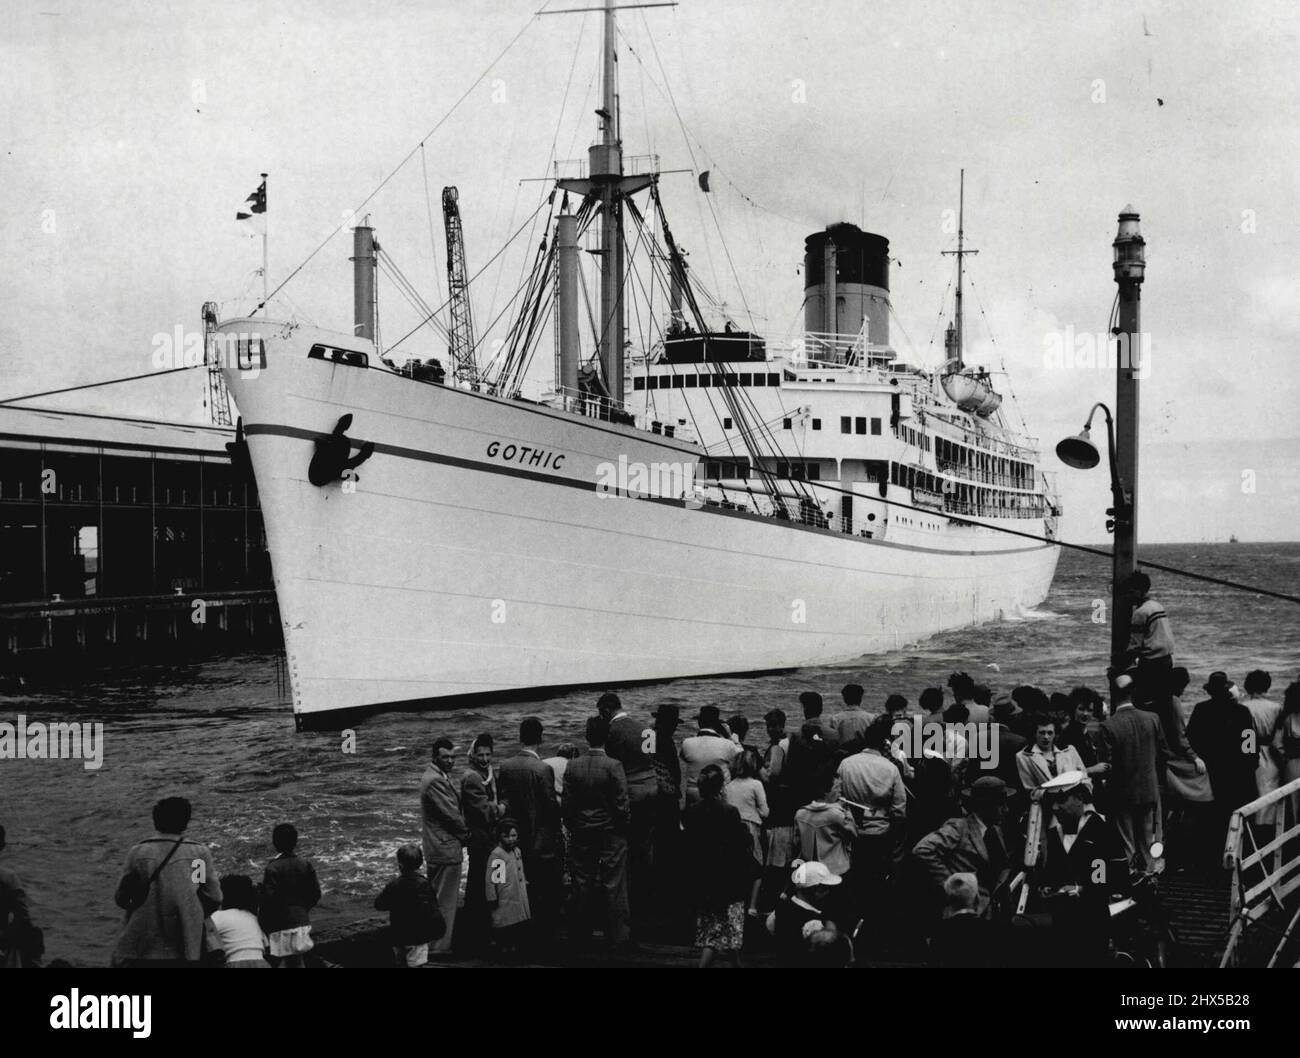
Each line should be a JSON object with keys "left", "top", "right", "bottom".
{"left": 803, "top": 223, "right": 890, "bottom": 346}
{"left": 352, "top": 219, "right": 377, "bottom": 341}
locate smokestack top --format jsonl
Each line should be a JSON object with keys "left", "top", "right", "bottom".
{"left": 804, "top": 225, "right": 890, "bottom": 291}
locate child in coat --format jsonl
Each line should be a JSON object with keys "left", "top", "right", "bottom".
{"left": 375, "top": 844, "right": 446, "bottom": 967}
{"left": 484, "top": 819, "right": 531, "bottom": 954}
{"left": 260, "top": 823, "right": 322, "bottom": 968}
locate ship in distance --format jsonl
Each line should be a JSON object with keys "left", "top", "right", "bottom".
{"left": 213, "top": 1, "right": 1061, "bottom": 728}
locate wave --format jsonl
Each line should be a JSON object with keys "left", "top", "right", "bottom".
{"left": 1001, "top": 604, "right": 1067, "bottom": 623}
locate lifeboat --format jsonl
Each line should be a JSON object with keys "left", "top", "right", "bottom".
{"left": 941, "top": 366, "right": 1003, "bottom": 417}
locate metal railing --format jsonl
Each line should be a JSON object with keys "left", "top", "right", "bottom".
{"left": 1220, "top": 775, "right": 1300, "bottom": 967}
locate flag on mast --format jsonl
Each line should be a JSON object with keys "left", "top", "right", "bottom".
{"left": 235, "top": 177, "right": 267, "bottom": 220}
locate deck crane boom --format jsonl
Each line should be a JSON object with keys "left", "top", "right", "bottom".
{"left": 441, "top": 186, "right": 479, "bottom": 386}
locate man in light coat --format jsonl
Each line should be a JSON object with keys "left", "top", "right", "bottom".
{"left": 420, "top": 737, "right": 470, "bottom": 954}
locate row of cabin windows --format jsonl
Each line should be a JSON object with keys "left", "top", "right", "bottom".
{"left": 934, "top": 435, "right": 1033, "bottom": 486}
{"left": 703, "top": 459, "right": 752, "bottom": 480}
{"left": 782, "top": 418, "right": 822, "bottom": 430}
{"left": 634, "top": 371, "right": 782, "bottom": 391}
{"left": 840, "top": 416, "right": 882, "bottom": 436}
{"left": 899, "top": 424, "right": 931, "bottom": 452}
{"left": 776, "top": 462, "right": 821, "bottom": 480}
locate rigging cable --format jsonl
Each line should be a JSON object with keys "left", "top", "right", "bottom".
{"left": 690, "top": 470, "right": 1300, "bottom": 606}
{"left": 0, "top": 365, "right": 205, "bottom": 407}
{"left": 248, "top": 6, "right": 546, "bottom": 319}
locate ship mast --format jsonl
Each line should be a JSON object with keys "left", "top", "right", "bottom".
{"left": 941, "top": 169, "right": 978, "bottom": 371}
{"left": 553, "top": 1, "right": 666, "bottom": 408}
{"left": 597, "top": 0, "right": 624, "bottom": 403}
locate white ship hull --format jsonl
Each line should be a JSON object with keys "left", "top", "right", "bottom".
{"left": 224, "top": 333, "right": 1059, "bottom": 728}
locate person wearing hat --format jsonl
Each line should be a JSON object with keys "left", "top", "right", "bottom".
{"left": 1100, "top": 674, "right": 1169, "bottom": 873}
{"left": 1036, "top": 771, "right": 1130, "bottom": 965}
{"left": 680, "top": 705, "right": 741, "bottom": 806}
{"left": 766, "top": 860, "right": 848, "bottom": 965}
{"left": 910, "top": 776, "right": 1014, "bottom": 919}
{"left": 1187, "top": 672, "right": 1259, "bottom": 850}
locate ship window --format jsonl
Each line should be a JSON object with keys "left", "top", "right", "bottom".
{"left": 768, "top": 373, "right": 780, "bottom": 386}
{"left": 871, "top": 417, "right": 882, "bottom": 435}
{"left": 725, "top": 373, "right": 739, "bottom": 387}
{"left": 855, "top": 417, "right": 867, "bottom": 435}
{"left": 752, "top": 374, "right": 766, "bottom": 387}
{"left": 807, "top": 463, "right": 820, "bottom": 480}
{"left": 633, "top": 377, "right": 646, "bottom": 391}
{"left": 307, "top": 343, "right": 366, "bottom": 367}
{"left": 698, "top": 375, "right": 710, "bottom": 388}
{"left": 740, "top": 373, "right": 752, "bottom": 386}
{"left": 723, "top": 417, "right": 733, "bottom": 430}
{"left": 672, "top": 375, "right": 684, "bottom": 388}
{"left": 840, "top": 417, "right": 851, "bottom": 434}
{"left": 685, "top": 375, "right": 697, "bottom": 388}
{"left": 783, "top": 418, "right": 792, "bottom": 430}
{"left": 812, "top": 418, "right": 821, "bottom": 431}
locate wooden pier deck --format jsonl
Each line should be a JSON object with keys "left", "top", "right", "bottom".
{"left": 310, "top": 865, "right": 1251, "bottom": 969}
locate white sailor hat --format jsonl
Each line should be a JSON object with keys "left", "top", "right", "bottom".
{"left": 1040, "top": 769, "right": 1088, "bottom": 794}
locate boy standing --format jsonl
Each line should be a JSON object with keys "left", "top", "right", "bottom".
{"left": 375, "top": 845, "right": 446, "bottom": 967}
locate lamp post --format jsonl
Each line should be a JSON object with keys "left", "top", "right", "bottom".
{"left": 1056, "top": 402, "right": 1127, "bottom": 666}
{"left": 1057, "top": 206, "right": 1146, "bottom": 675}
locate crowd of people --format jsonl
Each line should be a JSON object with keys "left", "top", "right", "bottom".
{"left": 2, "top": 575, "right": 1298, "bottom": 968}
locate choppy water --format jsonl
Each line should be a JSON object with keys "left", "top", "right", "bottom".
{"left": 2, "top": 542, "right": 1297, "bottom": 965}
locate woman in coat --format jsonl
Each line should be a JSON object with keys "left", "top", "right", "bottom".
{"left": 684, "top": 764, "right": 754, "bottom": 968}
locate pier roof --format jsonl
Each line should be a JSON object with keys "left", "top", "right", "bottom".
{"left": 0, "top": 404, "right": 233, "bottom": 456}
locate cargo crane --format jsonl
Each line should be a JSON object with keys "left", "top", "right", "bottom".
{"left": 441, "top": 186, "right": 479, "bottom": 386}
{"left": 202, "top": 301, "right": 233, "bottom": 425}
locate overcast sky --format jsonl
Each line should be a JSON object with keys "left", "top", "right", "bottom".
{"left": 2, "top": 0, "right": 1297, "bottom": 544}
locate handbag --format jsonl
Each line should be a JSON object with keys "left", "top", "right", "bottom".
{"left": 118, "top": 837, "right": 185, "bottom": 915}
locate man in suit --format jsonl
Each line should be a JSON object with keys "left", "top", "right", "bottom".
{"left": 911, "top": 776, "right": 1014, "bottom": 919}
{"left": 599, "top": 692, "right": 658, "bottom": 929}
{"left": 562, "top": 715, "right": 632, "bottom": 950}
{"left": 1100, "top": 674, "right": 1170, "bottom": 872}
{"left": 1039, "top": 774, "right": 1130, "bottom": 965}
{"left": 497, "top": 717, "right": 562, "bottom": 949}
{"left": 420, "top": 738, "right": 470, "bottom": 954}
